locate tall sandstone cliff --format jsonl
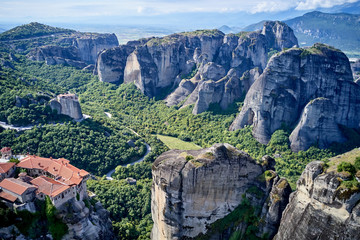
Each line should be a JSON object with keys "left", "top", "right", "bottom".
{"left": 50, "top": 93, "right": 83, "bottom": 120}
{"left": 28, "top": 33, "right": 118, "bottom": 69}
{"left": 274, "top": 161, "right": 360, "bottom": 240}
{"left": 230, "top": 43, "right": 360, "bottom": 151}
{"left": 151, "top": 144, "right": 291, "bottom": 239}
{"left": 96, "top": 21, "right": 298, "bottom": 114}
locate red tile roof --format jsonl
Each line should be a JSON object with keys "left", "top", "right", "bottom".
{"left": 0, "top": 178, "right": 37, "bottom": 195}
{"left": 0, "top": 162, "right": 15, "bottom": 174}
{"left": 31, "top": 176, "right": 70, "bottom": 197}
{"left": 0, "top": 191, "right": 17, "bottom": 202}
{"left": 1, "top": 147, "right": 11, "bottom": 153}
{"left": 18, "top": 155, "right": 89, "bottom": 186}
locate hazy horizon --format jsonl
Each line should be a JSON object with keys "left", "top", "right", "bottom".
{"left": 1, "top": 0, "right": 359, "bottom": 30}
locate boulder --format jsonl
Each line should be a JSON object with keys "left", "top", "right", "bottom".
{"left": 274, "top": 161, "right": 360, "bottom": 240}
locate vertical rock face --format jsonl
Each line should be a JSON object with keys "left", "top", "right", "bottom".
{"left": 61, "top": 200, "right": 115, "bottom": 240}
{"left": 261, "top": 21, "right": 298, "bottom": 51}
{"left": 230, "top": 43, "right": 360, "bottom": 150}
{"left": 97, "top": 45, "right": 136, "bottom": 83}
{"left": 50, "top": 94, "right": 83, "bottom": 120}
{"left": 28, "top": 33, "right": 118, "bottom": 68}
{"left": 123, "top": 30, "right": 225, "bottom": 98}
{"left": 97, "top": 22, "right": 298, "bottom": 114}
{"left": 151, "top": 144, "right": 289, "bottom": 240}
{"left": 95, "top": 39, "right": 149, "bottom": 83}
{"left": 72, "top": 33, "right": 119, "bottom": 64}
{"left": 289, "top": 98, "right": 347, "bottom": 152}
{"left": 258, "top": 176, "right": 292, "bottom": 239}
{"left": 274, "top": 161, "right": 360, "bottom": 240}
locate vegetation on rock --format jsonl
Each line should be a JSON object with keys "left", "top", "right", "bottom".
{"left": 0, "top": 22, "right": 74, "bottom": 41}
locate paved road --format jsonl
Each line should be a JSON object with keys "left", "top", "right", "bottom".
{"left": 105, "top": 142, "right": 151, "bottom": 180}
{"left": 0, "top": 114, "right": 91, "bottom": 131}
{"left": 104, "top": 112, "right": 112, "bottom": 118}
{"left": 0, "top": 121, "right": 35, "bottom": 131}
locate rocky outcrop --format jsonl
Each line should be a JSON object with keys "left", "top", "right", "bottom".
{"left": 258, "top": 176, "right": 292, "bottom": 239}
{"left": 0, "top": 199, "right": 114, "bottom": 240}
{"left": 164, "top": 79, "right": 197, "bottom": 106}
{"left": 61, "top": 199, "right": 115, "bottom": 240}
{"left": 96, "top": 45, "right": 136, "bottom": 83}
{"left": 261, "top": 21, "right": 298, "bottom": 51}
{"left": 123, "top": 30, "right": 225, "bottom": 98}
{"left": 97, "top": 21, "right": 298, "bottom": 113}
{"left": 28, "top": 45, "right": 87, "bottom": 68}
{"left": 289, "top": 98, "right": 347, "bottom": 152}
{"left": 0, "top": 225, "right": 26, "bottom": 240}
{"left": 188, "top": 67, "right": 262, "bottom": 114}
{"left": 28, "top": 33, "right": 118, "bottom": 68}
{"left": 230, "top": 43, "right": 360, "bottom": 151}
{"left": 151, "top": 144, "right": 289, "bottom": 239}
{"left": 50, "top": 93, "right": 83, "bottom": 120}
{"left": 274, "top": 161, "right": 360, "bottom": 240}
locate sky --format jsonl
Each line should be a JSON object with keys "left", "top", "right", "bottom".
{"left": 0, "top": 0, "right": 359, "bottom": 29}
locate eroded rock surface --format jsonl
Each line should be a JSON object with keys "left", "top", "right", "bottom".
{"left": 274, "top": 161, "right": 360, "bottom": 240}
{"left": 151, "top": 144, "right": 289, "bottom": 239}
{"left": 28, "top": 33, "right": 118, "bottom": 68}
{"left": 230, "top": 43, "right": 360, "bottom": 150}
{"left": 289, "top": 98, "right": 347, "bottom": 152}
{"left": 61, "top": 200, "right": 115, "bottom": 240}
{"left": 97, "top": 21, "right": 298, "bottom": 114}
{"left": 50, "top": 93, "right": 83, "bottom": 120}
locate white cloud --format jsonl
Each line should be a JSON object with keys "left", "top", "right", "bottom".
{"left": 296, "top": 0, "right": 358, "bottom": 10}
{"left": 250, "top": 1, "right": 298, "bottom": 13}
{"left": 0, "top": 0, "right": 358, "bottom": 21}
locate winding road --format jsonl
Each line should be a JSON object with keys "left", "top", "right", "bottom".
{"left": 105, "top": 142, "right": 151, "bottom": 180}
{"left": 103, "top": 111, "right": 151, "bottom": 180}
{"left": 0, "top": 114, "right": 91, "bottom": 131}
{"left": 0, "top": 121, "right": 34, "bottom": 131}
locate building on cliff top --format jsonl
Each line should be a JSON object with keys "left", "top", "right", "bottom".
{"left": 31, "top": 176, "right": 73, "bottom": 207}
{"left": 0, "top": 178, "right": 37, "bottom": 204}
{"left": 0, "top": 155, "right": 89, "bottom": 208}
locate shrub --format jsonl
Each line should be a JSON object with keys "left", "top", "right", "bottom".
{"left": 354, "top": 157, "right": 360, "bottom": 170}
{"left": 185, "top": 155, "right": 194, "bottom": 161}
{"left": 45, "top": 196, "right": 68, "bottom": 240}
{"left": 337, "top": 162, "right": 356, "bottom": 175}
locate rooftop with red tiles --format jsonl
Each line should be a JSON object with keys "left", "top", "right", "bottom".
{"left": 17, "top": 155, "right": 89, "bottom": 186}
{"left": 0, "top": 162, "right": 15, "bottom": 174}
{"left": 0, "top": 191, "right": 17, "bottom": 202}
{"left": 0, "top": 178, "right": 37, "bottom": 195}
{"left": 31, "top": 176, "right": 70, "bottom": 197}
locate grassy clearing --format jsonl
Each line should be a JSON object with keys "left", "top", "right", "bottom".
{"left": 327, "top": 148, "right": 360, "bottom": 172}
{"left": 156, "top": 134, "right": 202, "bottom": 150}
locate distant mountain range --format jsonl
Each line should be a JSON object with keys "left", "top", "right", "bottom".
{"left": 242, "top": 11, "right": 360, "bottom": 56}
